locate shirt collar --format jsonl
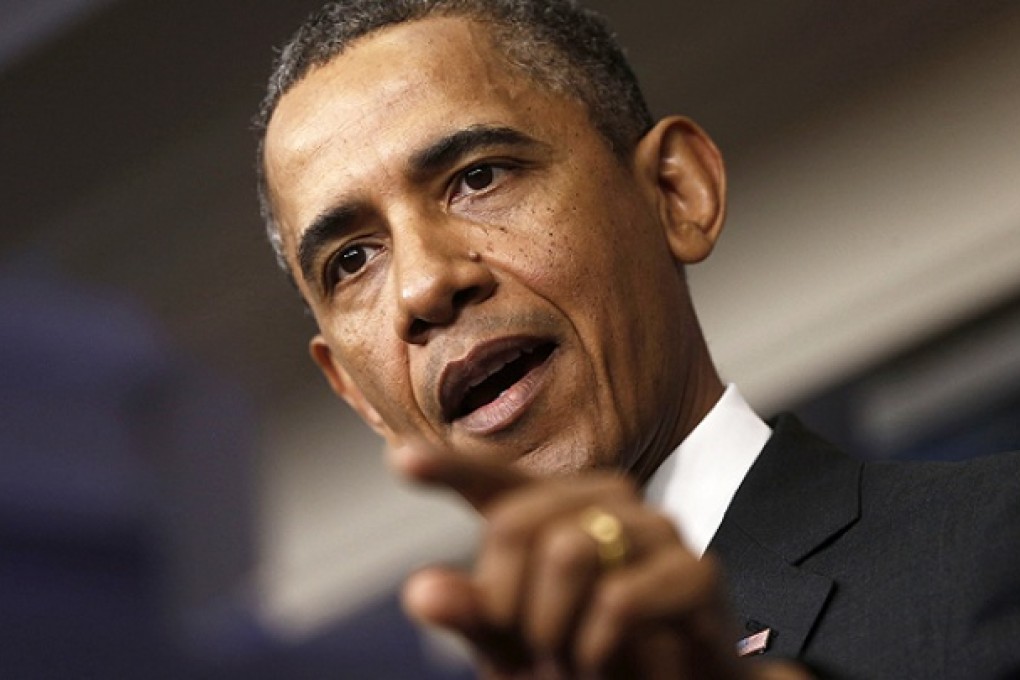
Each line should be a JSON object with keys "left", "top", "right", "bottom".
{"left": 642, "top": 384, "right": 771, "bottom": 557}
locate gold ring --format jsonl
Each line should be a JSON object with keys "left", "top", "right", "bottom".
{"left": 578, "top": 506, "right": 629, "bottom": 570}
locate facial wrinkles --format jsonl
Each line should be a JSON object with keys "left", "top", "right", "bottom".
{"left": 565, "top": 171, "right": 673, "bottom": 472}
{"left": 564, "top": 267, "right": 635, "bottom": 470}
{"left": 267, "top": 18, "right": 706, "bottom": 477}
{"left": 271, "top": 20, "right": 575, "bottom": 260}
{"left": 269, "top": 50, "right": 447, "bottom": 240}
{"left": 285, "top": 105, "right": 415, "bottom": 239}
{"left": 270, "top": 20, "right": 586, "bottom": 257}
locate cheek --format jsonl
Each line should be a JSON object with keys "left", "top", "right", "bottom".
{"left": 494, "top": 198, "right": 610, "bottom": 295}
{"left": 326, "top": 314, "right": 412, "bottom": 415}
{"left": 531, "top": 209, "right": 640, "bottom": 313}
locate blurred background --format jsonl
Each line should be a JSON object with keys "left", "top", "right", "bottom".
{"left": 1, "top": 0, "right": 1018, "bottom": 677}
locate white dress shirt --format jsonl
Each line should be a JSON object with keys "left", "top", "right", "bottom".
{"left": 643, "top": 384, "right": 771, "bottom": 557}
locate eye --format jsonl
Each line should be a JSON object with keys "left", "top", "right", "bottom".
{"left": 463, "top": 165, "right": 495, "bottom": 190}
{"left": 452, "top": 163, "right": 509, "bottom": 199}
{"left": 325, "top": 243, "right": 381, "bottom": 288}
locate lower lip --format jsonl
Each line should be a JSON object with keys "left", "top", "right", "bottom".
{"left": 454, "top": 348, "right": 555, "bottom": 436}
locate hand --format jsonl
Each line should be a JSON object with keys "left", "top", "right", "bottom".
{"left": 389, "top": 443, "right": 813, "bottom": 679}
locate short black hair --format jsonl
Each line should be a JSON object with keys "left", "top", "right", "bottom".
{"left": 254, "top": 0, "right": 653, "bottom": 271}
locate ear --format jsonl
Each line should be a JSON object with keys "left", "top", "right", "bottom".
{"left": 634, "top": 116, "right": 727, "bottom": 264}
{"left": 309, "top": 334, "right": 391, "bottom": 439}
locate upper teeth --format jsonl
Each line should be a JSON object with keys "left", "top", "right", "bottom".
{"left": 467, "top": 348, "right": 526, "bottom": 388}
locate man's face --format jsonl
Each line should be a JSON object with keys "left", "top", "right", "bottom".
{"left": 264, "top": 17, "right": 716, "bottom": 476}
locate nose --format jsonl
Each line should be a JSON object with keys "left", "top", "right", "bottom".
{"left": 393, "top": 224, "right": 496, "bottom": 344}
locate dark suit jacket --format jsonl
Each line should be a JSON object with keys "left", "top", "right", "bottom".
{"left": 709, "top": 415, "right": 1020, "bottom": 679}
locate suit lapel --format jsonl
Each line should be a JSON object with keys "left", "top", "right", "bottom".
{"left": 712, "top": 517, "right": 835, "bottom": 657}
{"left": 708, "top": 415, "right": 862, "bottom": 658}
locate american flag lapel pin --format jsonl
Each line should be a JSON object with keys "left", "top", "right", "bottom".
{"left": 736, "top": 627, "right": 772, "bottom": 657}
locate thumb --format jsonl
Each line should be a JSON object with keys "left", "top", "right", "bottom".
{"left": 403, "top": 566, "right": 531, "bottom": 672}
{"left": 402, "top": 566, "right": 485, "bottom": 635}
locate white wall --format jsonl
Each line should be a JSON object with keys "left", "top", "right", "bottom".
{"left": 697, "top": 7, "right": 1020, "bottom": 412}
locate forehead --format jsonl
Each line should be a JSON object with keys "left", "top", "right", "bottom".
{"left": 269, "top": 17, "right": 517, "bottom": 143}
{"left": 263, "top": 16, "right": 593, "bottom": 250}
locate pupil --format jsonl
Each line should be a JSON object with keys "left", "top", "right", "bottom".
{"left": 340, "top": 247, "right": 367, "bottom": 274}
{"left": 465, "top": 166, "right": 493, "bottom": 191}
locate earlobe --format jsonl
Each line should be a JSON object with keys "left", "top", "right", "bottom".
{"left": 309, "top": 335, "right": 390, "bottom": 436}
{"left": 636, "top": 116, "right": 727, "bottom": 264}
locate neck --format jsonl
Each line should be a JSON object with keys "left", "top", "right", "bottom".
{"left": 630, "top": 335, "right": 724, "bottom": 486}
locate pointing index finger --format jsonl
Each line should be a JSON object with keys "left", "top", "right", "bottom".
{"left": 387, "top": 442, "right": 532, "bottom": 515}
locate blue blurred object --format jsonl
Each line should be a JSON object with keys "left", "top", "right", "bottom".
{"left": 0, "top": 256, "right": 258, "bottom": 677}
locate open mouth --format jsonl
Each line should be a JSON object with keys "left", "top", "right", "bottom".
{"left": 440, "top": 338, "right": 557, "bottom": 425}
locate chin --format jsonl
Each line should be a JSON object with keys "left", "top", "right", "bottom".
{"left": 514, "top": 442, "right": 605, "bottom": 478}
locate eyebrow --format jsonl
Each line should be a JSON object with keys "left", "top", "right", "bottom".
{"left": 297, "top": 202, "right": 360, "bottom": 289}
{"left": 296, "top": 124, "right": 547, "bottom": 290}
{"left": 409, "top": 124, "right": 547, "bottom": 177}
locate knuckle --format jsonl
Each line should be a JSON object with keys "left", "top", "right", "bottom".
{"left": 688, "top": 554, "right": 723, "bottom": 600}
{"left": 486, "top": 504, "right": 531, "bottom": 546}
{"left": 695, "top": 552, "right": 722, "bottom": 586}
{"left": 596, "top": 578, "right": 636, "bottom": 624}
{"left": 659, "top": 547, "right": 692, "bottom": 575}
{"left": 542, "top": 526, "right": 594, "bottom": 574}
{"left": 647, "top": 512, "right": 681, "bottom": 542}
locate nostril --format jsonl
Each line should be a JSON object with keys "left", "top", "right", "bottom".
{"left": 403, "top": 282, "right": 492, "bottom": 342}
{"left": 452, "top": 285, "right": 479, "bottom": 309}
{"left": 408, "top": 317, "right": 430, "bottom": 340}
